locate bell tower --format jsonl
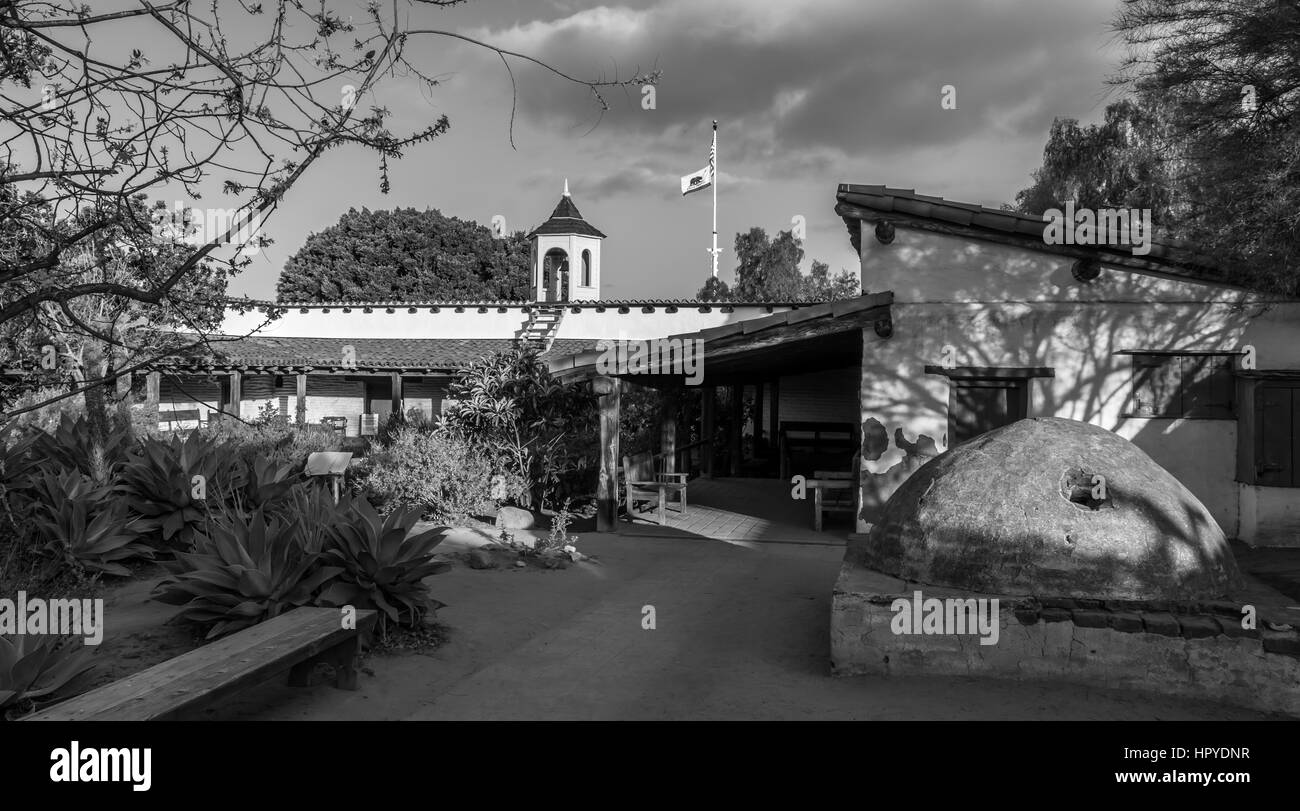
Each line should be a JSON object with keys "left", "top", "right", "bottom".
{"left": 527, "top": 179, "right": 606, "bottom": 302}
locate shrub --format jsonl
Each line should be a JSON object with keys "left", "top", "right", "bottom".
{"left": 440, "top": 346, "right": 597, "bottom": 510}
{"left": 151, "top": 507, "right": 342, "bottom": 639}
{"left": 29, "top": 468, "right": 154, "bottom": 578}
{"left": 205, "top": 418, "right": 342, "bottom": 470}
{"left": 317, "top": 496, "right": 450, "bottom": 632}
{"left": 356, "top": 425, "right": 496, "bottom": 522}
{"left": 0, "top": 634, "right": 96, "bottom": 719}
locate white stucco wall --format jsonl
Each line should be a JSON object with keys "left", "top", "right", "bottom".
{"left": 854, "top": 220, "right": 1300, "bottom": 545}
{"left": 219, "top": 302, "right": 798, "bottom": 343}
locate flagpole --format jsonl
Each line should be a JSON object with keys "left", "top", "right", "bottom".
{"left": 711, "top": 119, "right": 719, "bottom": 278}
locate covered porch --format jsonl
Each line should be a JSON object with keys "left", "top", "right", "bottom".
{"left": 549, "top": 292, "right": 893, "bottom": 541}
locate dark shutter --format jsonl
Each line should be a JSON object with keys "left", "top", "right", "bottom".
{"left": 1181, "top": 354, "right": 1234, "bottom": 418}
{"left": 1256, "top": 384, "right": 1294, "bottom": 486}
{"left": 949, "top": 380, "right": 1027, "bottom": 446}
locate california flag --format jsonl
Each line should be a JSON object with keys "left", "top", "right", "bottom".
{"left": 680, "top": 140, "right": 715, "bottom": 196}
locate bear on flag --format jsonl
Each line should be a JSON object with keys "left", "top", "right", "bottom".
{"left": 680, "top": 138, "right": 715, "bottom": 196}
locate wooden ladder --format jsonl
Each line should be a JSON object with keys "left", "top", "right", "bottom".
{"left": 517, "top": 305, "right": 565, "bottom": 351}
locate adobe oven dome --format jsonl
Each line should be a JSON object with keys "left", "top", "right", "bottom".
{"left": 855, "top": 417, "right": 1241, "bottom": 600}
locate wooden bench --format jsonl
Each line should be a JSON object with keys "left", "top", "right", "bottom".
{"left": 622, "top": 451, "right": 688, "bottom": 525}
{"left": 159, "top": 407, "right": 203, "bottom": 431}
{"left": 22, "top": 607, "right": 376, "bottom": 721}
{"left": 810, "top": 470, "right": 855, "bottom": 532}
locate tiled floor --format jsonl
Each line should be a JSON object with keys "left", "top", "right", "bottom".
{"left": 618, "top": 477, "right": 853, "bottom": 546}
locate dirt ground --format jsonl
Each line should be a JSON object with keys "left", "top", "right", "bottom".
{"left": 129, "top": 529, "right": 1278, "bottom": 722}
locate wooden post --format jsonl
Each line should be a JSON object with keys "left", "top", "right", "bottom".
{"left": 752, "top": 381, "right": 765, "bottom": 456}
{"left": 769, "top": 377, "right": 781, "bottom": 477}
{"left": 146, "top": 372, "right": 160, "bottom": 406}
{"left": 595, "top": 376, "right": 621, "bottom": 532}
{"left": 728, "top": 383, "right": 743, "bottom": 477}
{"left": 702, "top": 386, "right": 715, "bottom": 479}
{"left": 390, "top": 372, "right": 403, "bottom": 419}
{"left": 681, "top": 389, "right": 695, "bottom": 474}
{"left": 224, "top": 371, "right": 242, "bottom": 418}
{"left": 296, "top": 373, "right": 308, "bottom": 425}
{"left": 660, "top": 387, "right": 679, "bottom": 475}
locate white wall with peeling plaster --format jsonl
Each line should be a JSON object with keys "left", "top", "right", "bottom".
{"left": 853, "top": 220, "right": 1300, "bottom": 546}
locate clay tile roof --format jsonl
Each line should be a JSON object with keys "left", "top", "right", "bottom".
{"left": 162, "top": 336, "right": 599, "bottom": 372}
{"left": 835, "top": 183, "right": 1231, "bottom": 286}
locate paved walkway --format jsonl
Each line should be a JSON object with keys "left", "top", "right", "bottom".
{"left": 215, "top": 531, "right": 1276, "bottom": 721}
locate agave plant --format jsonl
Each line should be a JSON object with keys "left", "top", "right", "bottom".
{"left": 151, "top": 508, "right": 342, "bottom": 639}
{"left": 225, "top": 456, "right": 302, "bottom": 515}
{"left": 0, "top": 421, "right": 45, "bottom": 494}
{"left": 0, "top": 634, "right": 96, "bottom": 719}
{"left": 318, "top": 496, "right": 451, "bottom": 630}
{"left": 118, "top": 431, "right": 246, "bottom": 549}
{"left": 30, "top": 414, "right": 130, "bottom": 484}
{"left": 30, "top": 468, "right": 154, "bottom": 577}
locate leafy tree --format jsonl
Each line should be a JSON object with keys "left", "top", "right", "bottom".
{"left": 277, "top": 208, "right": 530, "bottom": 301}
{"left": 0, "top": 0, "right": 655, "bottom": 421}
{"left": 1111, "top": 0, "right": 1300, "bottom": 294}
{"left": 1011, "top": 94, "right": 1181, "bottom": 222}
{"left": 696, "top": 276, "right": 732, "bottom": 302}
{"left": 1015, "top": 0, "right": 1300, "bottom": 293}
{"left": 804, "top": 260, "right": 861, "bottom": 301}
{"left": 696, "top": 227, "right": 859, "bottom": 301}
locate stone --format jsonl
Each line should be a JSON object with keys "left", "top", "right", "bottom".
{"left": 1177, "top": 615, "right": 1220, "bottom": 639}
{"left": 1142, "top": 613, "right": 1181, "bottom": 637}
{"left": 466, "top": 550, "right": 497, "bottom": 570}
{"left": 851, "top": 417, "right": 1241, "bottom": 600}
{"left": 1040, "top": 597, "right": 1079, "bottom": 610}
{"left": 1071, "top": 609, "right": 1109, "bottom": 629}
{"left": 514, "top": 560, "right": 527, "bottom": 569}
{"left": 1261, "top": 630, "right": 1300, "bottom": 656}
{"left": 1106, "top": 612, "right": 1144, "bottom": 633}
{"left": 1214, "top": 616, "right": 1256, "bottom": 639}
{"left": 1013, "top": 606, "right": 1040, "bottom": 625}
{"left": 495, "top": 506, "right": 536, "bottom": 530}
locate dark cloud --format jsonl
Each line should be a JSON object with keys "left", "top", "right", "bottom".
{"left": 465, "top": 0, "right": 1123, "bottom": 163}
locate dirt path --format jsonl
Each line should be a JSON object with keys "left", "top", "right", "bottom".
{"left": 209, "top": 533, "right": 1277, "bottom": 721}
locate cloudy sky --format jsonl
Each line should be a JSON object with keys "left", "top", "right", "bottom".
{"left": 224, "top": 0, "right": 1131, "bottom": 301}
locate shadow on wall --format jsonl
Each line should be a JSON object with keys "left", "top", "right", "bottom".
{"left": 856, "top": 237, "right": 1264, "bottom": 532}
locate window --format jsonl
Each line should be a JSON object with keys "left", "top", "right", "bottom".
{"left": 1239, "top": 378, "right": 1300, "bottom": 487}
{"left": 582, "top": 249, "right": 592, "bottom": 287}
{"left": 925, "top": 366, "right": 1054, "bottom": 448}
{"left": 1126, "top": 352, "right": 1235, "bottom": 418}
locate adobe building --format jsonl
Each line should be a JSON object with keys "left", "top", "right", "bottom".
{"left": 152, "top": 183, "right": 1300, "bottom": 548}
